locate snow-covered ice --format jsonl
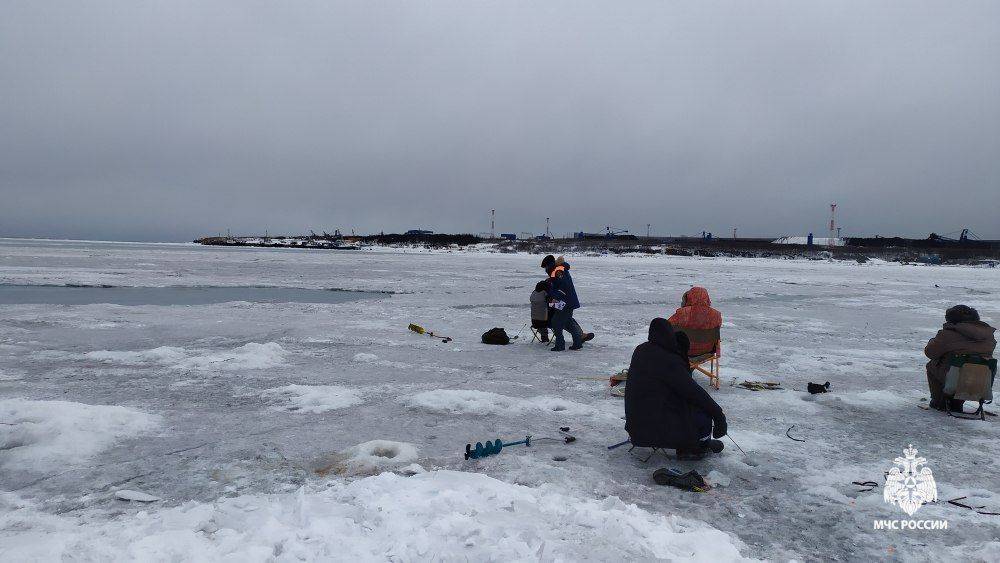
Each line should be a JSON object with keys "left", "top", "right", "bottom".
{"left": 0, "top": 471, "right": 747, "bottom": 561}
{"left": 86, "top": 342, "right": 287, "bottom": 372}
{"left": 0, "top": 398, "right": 159, "bottom": 470}
{"left": 402, "top": 388, "right": 621, "bottom": 423}
{"left": 114, "top": 489, "right": 161, "bottom": 503}
{"left": 262, "top": 384, "right": 364, "bottom": 413}
{"left": 1, "top": 238, "right": 999, "bottom": 560}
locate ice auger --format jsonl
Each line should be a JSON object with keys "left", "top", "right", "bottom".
{"left": 408, "top": 323, "right": 452, "bottom": 343}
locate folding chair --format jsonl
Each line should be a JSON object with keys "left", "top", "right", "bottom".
{"left": 627, "top": 444, "right": 671, "bottom": 463}
{"left": 529, "top": 326, "right": 549, "bottom": 344}
{"left": 677, "top": 327, "right": 721, "bottom": 390}
{"left": 944, "top": 354, "right": 997, "bottom": 420}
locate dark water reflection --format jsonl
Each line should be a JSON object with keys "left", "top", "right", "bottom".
{"left": 0, "top": 285, "right": 379, "bottom": 306}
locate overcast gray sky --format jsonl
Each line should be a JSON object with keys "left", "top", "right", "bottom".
{"left": 2, "top": 1, "right": 997, "bottom": 242}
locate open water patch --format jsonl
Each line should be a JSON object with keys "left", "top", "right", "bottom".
{"left": 0, "top": 285, "right": 382, "bottom": 306}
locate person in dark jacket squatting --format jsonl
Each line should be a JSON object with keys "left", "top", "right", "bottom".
{"left": 924, "top": 305, "right": 996, "bottom": 412}
{"left": 625, "top": 318, "right": 728, "bottom": 460}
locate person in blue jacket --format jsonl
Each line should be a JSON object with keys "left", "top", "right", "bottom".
{"left": 541, "top": 255, "right": 593, "bottom": 351}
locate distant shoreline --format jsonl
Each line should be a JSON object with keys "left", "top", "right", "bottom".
{"left": 2, "top": 236, "right": 996, "bottom": 266}
{"left": 192, "top": 233, "right": 1000, "bottom": 266}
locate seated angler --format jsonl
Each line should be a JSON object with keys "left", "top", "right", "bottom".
{"left": 625, "top": 318, "right": 728, "bottom": 460}
{"left": 529, "top": 280, "right": 551, "bottom": 343}
{"left": 924, "top": 305, "right": 996, "bottom": 412}
{"left": 668, "top": 286, "right": 723, "bottom": 388}
{"left": 668, "top": 286, "right": 722, "bottom": 357}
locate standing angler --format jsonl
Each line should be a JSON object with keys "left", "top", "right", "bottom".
{"left": 540, "top": 255, "right": 593, "bottom": 351}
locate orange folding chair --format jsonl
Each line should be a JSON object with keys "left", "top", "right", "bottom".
{"left": 678, "top": 327, "right": 721, "bottom": 389}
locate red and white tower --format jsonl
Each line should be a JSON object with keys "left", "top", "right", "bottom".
{"left": 828, "top": 203, "right": 837, "bottom": 248}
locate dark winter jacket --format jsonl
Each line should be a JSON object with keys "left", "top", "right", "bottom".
{"left": 924, "top": 320, "right": 996, "bottom": 383}
{"left": 548, "top": 263, "right": 581, "bottom": 310}
{"left": 625, "top": 318, "right": 726, "bottom": 449}
{"left": 530, "top": 290, "right": 549, "bottom": 321}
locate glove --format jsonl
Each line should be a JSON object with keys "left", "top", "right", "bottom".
{"left": 712, "top": 417, "right": 728, "bottom": 439}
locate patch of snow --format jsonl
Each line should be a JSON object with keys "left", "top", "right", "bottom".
{"left": 706, "top": 470, "right": 731, "bottom": 488}
{"left": 85, "top": 342, "right": 287, "bottom": 371}
{"left": 399, "top": 463, "right": 427, "bottom": 476}
{"left": 261, "top": 384, "right": 363, "bottom": 413}
{"left": 401, "top": 389, "right": 619, "bottom": 422}
{"left": 352, "top": 352, "right": 378, "bottom": 363}
{"left": 832, "top": 390, "right": 916, "bottom": 409}
{"left": 0, "top": 399, "right": 159, "bottom": 471}
{"left": 85, "top": 346, "right": 188, "bottom": 365}
{"left": 772, "top": 236, "right": 844, "bottom": 246}
{"left": 0, "top": 471, "right": 750, "bottom": 561}
{"left": 114, "top": 490, "right": 160, "bottom": 503}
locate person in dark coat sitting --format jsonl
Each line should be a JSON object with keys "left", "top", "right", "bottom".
{"left": 625, "top": 318, "right": 728, "bottom": 459}
{"left": 924, "top": 304, "right": 996, "bottom": 412}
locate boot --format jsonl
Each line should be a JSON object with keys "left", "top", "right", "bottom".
{"left": 700, "top": 439, "right": 725, "bottom": 454}
{"left": 948, "top": 399, "right": 966, "bottom": 413}
{"left": 653, "top": 468, "right": 709, "bottom": 491}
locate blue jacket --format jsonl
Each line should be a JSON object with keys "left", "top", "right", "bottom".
{"left": 548, "top": 265, "right": 581, "bottom": 310}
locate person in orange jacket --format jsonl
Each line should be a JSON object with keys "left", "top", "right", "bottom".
{"left": 667, "top": 287, "right": 722, "bottom": 357}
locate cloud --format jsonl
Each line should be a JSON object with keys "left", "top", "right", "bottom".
{"left": 1, "top": 1, "right": 997, "bottom": 241}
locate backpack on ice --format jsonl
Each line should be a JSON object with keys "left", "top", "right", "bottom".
{"left": 481, "top": 328, "right": 510, "bottom": 345}
{"left": 943, "top": 354, "right": 997, "bottom": 420}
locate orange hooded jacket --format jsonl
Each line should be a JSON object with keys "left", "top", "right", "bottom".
{"left": 667, "top": 286, "right": 722, "bottom": 357}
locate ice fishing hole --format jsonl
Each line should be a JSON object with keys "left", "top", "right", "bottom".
{"left": 371, "top": 446, "right": 401, "bottom": 459}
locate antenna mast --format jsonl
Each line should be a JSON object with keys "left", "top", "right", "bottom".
{"left": 829, "top": 203, "right": 837, "bottom": 248}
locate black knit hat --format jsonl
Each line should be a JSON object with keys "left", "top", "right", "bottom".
{"left": 946, "top": 305, "right": 980, "bottom": 324}
{"left": 540, "top": 255, "right": 556, "bottom": 269}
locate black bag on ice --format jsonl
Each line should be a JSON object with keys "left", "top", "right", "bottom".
{"left": 481, "top": 327, "right": 511, "bottom": 345}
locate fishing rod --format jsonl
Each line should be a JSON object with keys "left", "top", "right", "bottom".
{"left": 727, "top": 434, "right": 748, "bottom": 458}
{"left": 511, "top": 323, "right": 527, "bottom": 341}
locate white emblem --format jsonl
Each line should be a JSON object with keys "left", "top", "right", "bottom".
{"left": 883, "top": 445, "right": 937, "bottom": 516}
